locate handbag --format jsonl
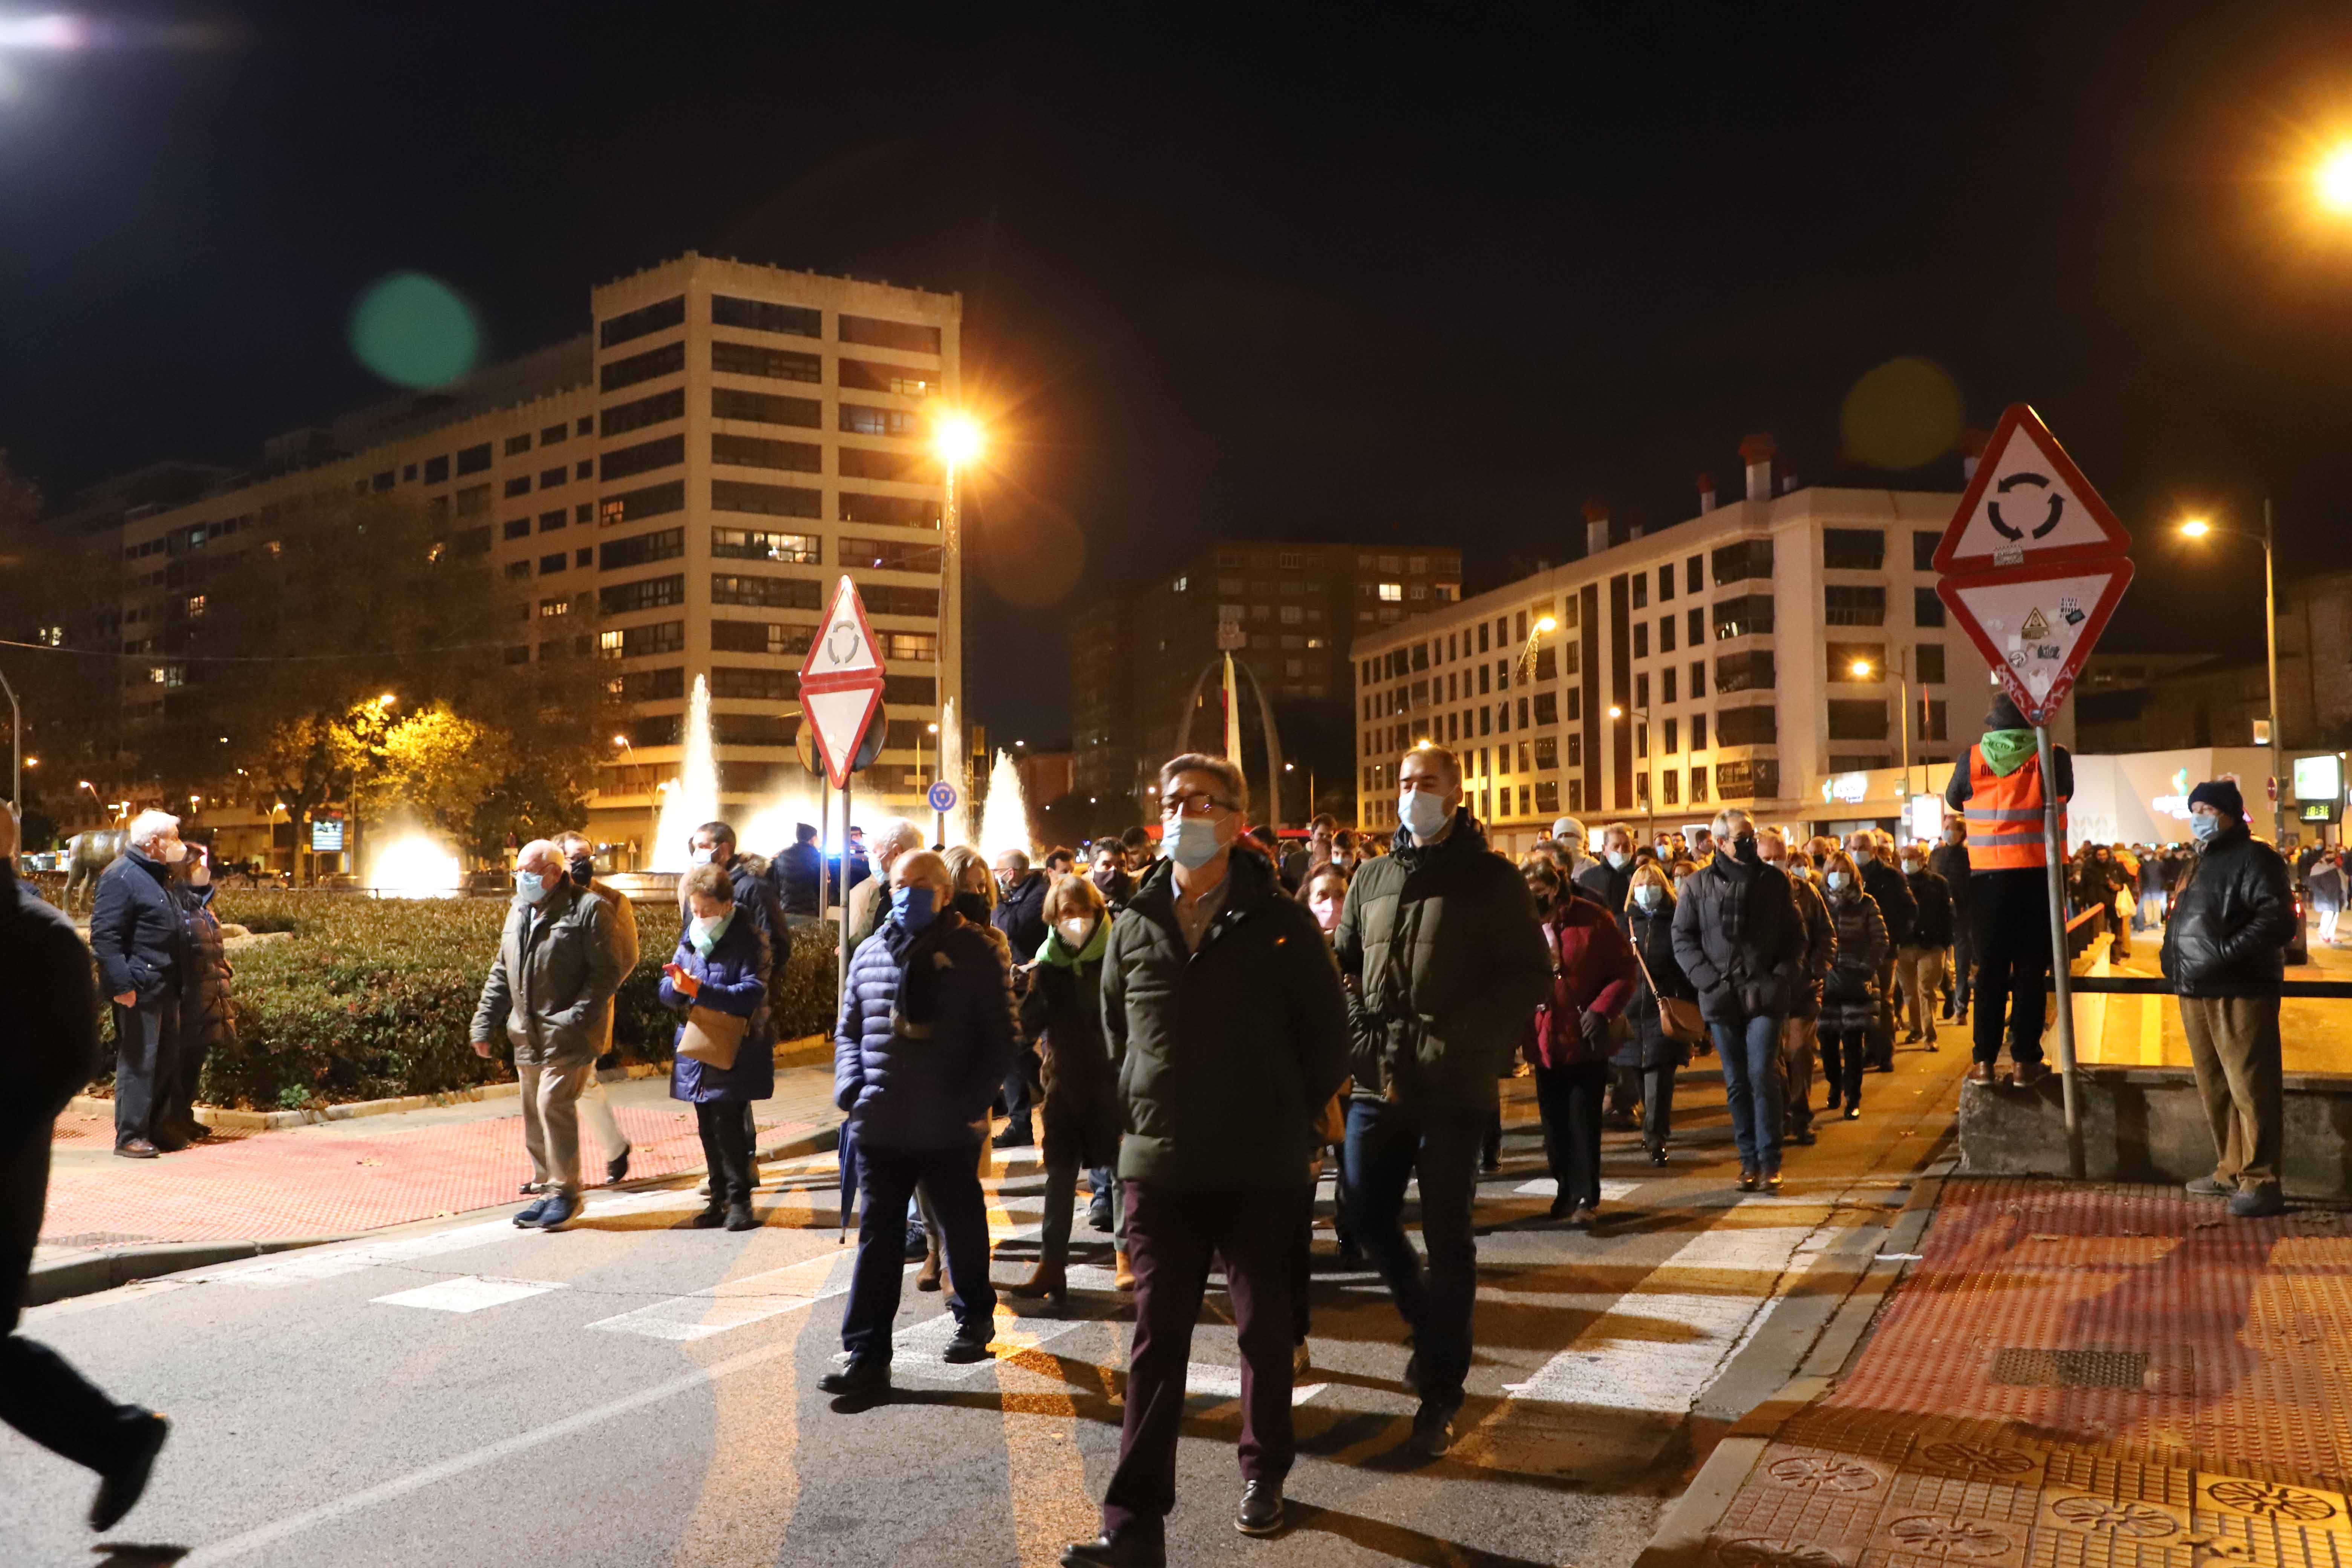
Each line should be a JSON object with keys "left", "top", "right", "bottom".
{"left": 1629, "top": 937, "right": 1707, "bottom": 1045}
{"left": 678, "top": 1004, "right": 748, "bottom": 1071}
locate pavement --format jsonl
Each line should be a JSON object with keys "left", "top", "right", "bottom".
{"left": 3, "top": 1033, "right": 1971, "bottom": 1566}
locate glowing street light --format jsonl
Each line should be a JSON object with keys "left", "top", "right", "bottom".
{"left": 2180, "top": 517, "right": 2211, "bottom": 539}
{"left": 1851, "top": 658, "right": 1875, "bottom": 678}
{"left": 2319, "top": 145, "right": 2352, "bottom": 213}
{"left": 374, "top": 692, "right": 397, "bottom": 709}
{"left": 931, "top": 412, "right": 985, "bottom": 467}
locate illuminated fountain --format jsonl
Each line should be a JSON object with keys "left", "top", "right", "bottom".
{"left": 367, "top": 833, "right": 462, "bottom": 897}
{"left": 978, "top": 748, "right": 1032, "bottom": 862}
{"left": 652, "top": 675, "right": 719, "bottom": 871}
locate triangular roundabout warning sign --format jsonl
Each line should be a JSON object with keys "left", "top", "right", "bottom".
{"left": 798, "top": 576, "right": 888, "bottom": 790}
{"left": 1933, "top": 403, "right": 2132, "bottom": 574}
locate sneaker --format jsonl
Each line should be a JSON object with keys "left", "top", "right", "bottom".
{"left": 904, "top": 1223, "right": 929, "bottom": 1261}
{"left": 724, "top": 1202, "right": 758, "bottom": 1232}
{"left": 606, "top": 1145, "right": 631, "bottom": 1184}
{"left": 943, "top": 1323, "right": 992, "bottom": 1364}
{"left": 514, "top": 1197, "right": 552, "bottom": 1228}
{"left": 534, "top": 1194, "right": 579, "bottom": 1230}
{"left": 2230, "top": 1183, "right": 2286, "bottom": 1219}
{"left": 90, "top": 1411, "right": 169, "bottom": 1532}
{"left": 816, "top": 1359, "right": 891, "bottom": 1400}
{"left": 1406, "top": 1396, "right": 1460, "bottom": 1459}
{"left": 1844, "top": 1103, "right": 1861, "bottom": 1120}
{"left": 1236, "top": 1478, "right": 1285, "bottom": 1537}
{"left": 1088, "top": 1195, "right": 1114, "bottom": 1233}
{"left": 2185, "top": 1174, "right": 2232, "bottom": 1199}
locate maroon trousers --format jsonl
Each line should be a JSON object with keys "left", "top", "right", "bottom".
{"left": 1101, "top": 1181, "right": 1310, "bottom": 1540}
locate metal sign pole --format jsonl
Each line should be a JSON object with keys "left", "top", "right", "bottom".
{"left": 837, "top": 771, "right": 854, "bottom": 1011}
{"left": 2036, "top": 721, "right": 2085, "bottom": 1178}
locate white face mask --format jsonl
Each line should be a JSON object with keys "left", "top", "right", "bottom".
{"left": 1826, "top": 871, "right": 1851, "bottom": 893}
{"left": 1056, "top": 915, "right": 1096, "bottom": 949}
{"left": 1901, "top": 860, "right": 1923, "bottom": 876}
{"left": 1633, "top": 885, "right": 1663, "bottom": 911}
{"left": 1398, "top": 789, "right": 1450, "bottom": 840}
{"left": 161, "top": 838, "right": 188, "bottom": 864}
{"left": 689, "top": 847, "right": 716, "bottom": 866}
{"left": 1606, "top": 850, "right": 1631, "bottom": 871}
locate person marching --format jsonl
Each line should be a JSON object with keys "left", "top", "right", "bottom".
{"left": 1010, "top": 871, "right": 1121, "bottom": 1313}
{"left": 1519, "top": 856, "right": 1639, "bottom": 1224}
{"left": 1617, "top": 860, "right": 1699, "bottom": 1166}
{"left": 1816, "top": 849, "right": 1890, "bottom": 1120}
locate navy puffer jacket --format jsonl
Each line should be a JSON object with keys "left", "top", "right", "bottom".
{"left": 661, "top": 911, "right": 774, "bottom": 1103}
{"left": 833, "top": 911, "right": 1018, "bottom": 1149}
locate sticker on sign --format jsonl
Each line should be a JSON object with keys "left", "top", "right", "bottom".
{"left": 1933, "top": 403, "right": 2132, "bottom": 573}
{"left": 1937, "top": 559, "right": 2134, "bottom": 726}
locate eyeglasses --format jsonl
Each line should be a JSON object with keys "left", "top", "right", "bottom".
{"left": 1161, "top": 790, "right": 1236, "bottom": 819}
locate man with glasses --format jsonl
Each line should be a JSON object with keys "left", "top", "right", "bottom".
{"left": 1064, "top": 755, "right": 1349, "bottom": 1565}
{"left": 1335, "top": 744, "right": 1551, "bottom": 1460}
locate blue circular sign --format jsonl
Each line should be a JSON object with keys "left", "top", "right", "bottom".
{"left": 926, "top": 781, "right": 959, "bottom": 813}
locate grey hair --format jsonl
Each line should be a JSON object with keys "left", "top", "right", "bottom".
{"left": 1712, "top": 807, "right": 1754, "bottom": 841}
{"left": 1159, "top": 753, "right": 1248, "bottom": 816}
{"left": 126, "top": 808, "right": 180, "bottom": 850}
{"left": 868, "top": 816, "right": 924, "bottom": 862}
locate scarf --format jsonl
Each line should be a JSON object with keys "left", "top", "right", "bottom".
{"left": 1978, "top": 728, "right": 2037, "bottom": 777}
{"left": 884, "top": 910, "right": 957, "bottom": 1027}
{"left": 1038, "top": 912, "right": 1110, "bottom": 968}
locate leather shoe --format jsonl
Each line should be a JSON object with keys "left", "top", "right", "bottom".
{"left": 689, "top": 1203, "right": 727, "bottom": 1228}
{"left": 90, "top": 1411, "right": 169, "bottom": 1532}
{"left": 943, "top": 1323, "right": 992, "bottom": 1364}
{"left": 2012, "top": 1061, "right": 2051, "bottom": 1088}
{"left": 1964, "top": 1062, "right": 1996, "bottom": 1086}
{"left": 1062, "top": 1532, "right": 1166, "bottom": 1568}
{"left": 1407, "top": 1395, "right": 1460, "bottom": 1458}
{"left": 817, "top": 1359, "right": 891, "bottom": 1400}
{"left": 1236, "top": 1478, "right": 1285, "bottom": 1536}
{"left": 113, "top": 1139, "right": 159, "bottom": 1160}
{"left": 606, "top": 1145, "right": 631, "bottom": 1184}
{"left": 724, "top": 1203, "right": 758, "bottom": 1232}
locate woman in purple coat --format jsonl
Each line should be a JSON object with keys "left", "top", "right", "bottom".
{"left": 660, "top": 861, "right": 775, "bottom": 1231}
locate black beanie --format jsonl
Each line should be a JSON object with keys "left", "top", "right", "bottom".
{"left": 1984, "top": 691, "right": 2028, "bottom": 731}
{"left": 2187, "top": 779, "right": 2245, "bottom": 821}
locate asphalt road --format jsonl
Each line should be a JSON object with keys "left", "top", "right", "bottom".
{"left": 4, "top": 1043, "right": 1968, "bottom": 1568}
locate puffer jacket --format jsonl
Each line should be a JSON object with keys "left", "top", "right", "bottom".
{"left": 1860, "top": 858, "right": 1916, "bottom": 948}
{"left": 1905, "top": 868, "right": 1955, "bottom": 949}
{"left": 1522, "top": 897, "right": 1639, "bottom": 1072}
{"left": 688, "top": 855, "right": 790, "bottom": 1010}
{"left": 774, "top": 841, "right": 824, "bottom": 918}
{"left": 1787, "top": 872, "right": 1836, "bottom": 1023}
{"left": 661, "top": 909, "right": 774, "bottom": 1102}
{"left": 177, "top": 880, "right": 236, "bottom": 1055}
{"left": 2161, "top": 824, "right": 2295, "bottom": 998}
{"left": 470, "top": 880, "right": 621, "bottom": 1066}
{"left": 833, "top": 911, "right": 1017, "bottom": 1148}
{"left": 1019, "top": 917, "right": 1119, "bottom": 1170}
{"left": 1617, "top": 896, "right": 1698, "bottom": 1070}
{"left": 1669, "top": 841, "right": 1804, "bottom": 1022}
{"left": 1818, "top": 885, "right": 1889, "bottom": 1034}
{"left": 1334, "top": 807, "right": 1551, "bottom": 1109}
{"left": 1104, "top": 846, "right": 1349, "bottom": 1188}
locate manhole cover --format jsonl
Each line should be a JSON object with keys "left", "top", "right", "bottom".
{"left": 1989, "top": 1348, "right": 2148, "bottom": 1389}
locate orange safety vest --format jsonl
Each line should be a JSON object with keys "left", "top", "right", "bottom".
{"left": 1964, "top": 744, "right": 2065, "bottom": 871}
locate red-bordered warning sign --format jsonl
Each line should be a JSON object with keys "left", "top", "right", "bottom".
{"left": 798, "top": 576, "right": 889, "bottom": 790}
{"left": 1937, "top": 557, "right": 2135, "bottom": 728}
{"left": 1933, "top": 403, "right": 2132, "bottom": 574}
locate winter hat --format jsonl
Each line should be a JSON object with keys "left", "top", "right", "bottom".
{"left": 2187, "top": 779, "right": 2244, "bottom": 820}
{"left": 1984, "top": 690, "right": 2028, "bottom": 731}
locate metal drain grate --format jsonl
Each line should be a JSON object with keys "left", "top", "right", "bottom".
{"left": 1989, "top": 1348, "right": 2150, "bottom": 1389}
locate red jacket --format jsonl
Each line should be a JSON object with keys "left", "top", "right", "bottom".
{"left": 1522, "top": 899, "right": 1641, "bottom": 1070}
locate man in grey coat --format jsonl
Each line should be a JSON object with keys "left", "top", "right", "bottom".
{"left": 470, "top": 839, "right": 621, "bottom": 1229}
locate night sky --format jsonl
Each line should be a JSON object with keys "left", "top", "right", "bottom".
{"left": 6, "top": 6, "right": 2352, "bottom": 747}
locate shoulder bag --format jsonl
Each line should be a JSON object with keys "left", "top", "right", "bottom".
{"left": 1628, "top": 933, "right": 1707, "bottom": 1045}
{"left": 678, "top": 1004, "right": 749, "bottom": 1072}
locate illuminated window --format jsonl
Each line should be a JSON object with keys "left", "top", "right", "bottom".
{"left": 1378, "top": 582, "right": 1403, "bottom": 603}
{"left": 184, "top": 594, "right": 206, "bottom": 619}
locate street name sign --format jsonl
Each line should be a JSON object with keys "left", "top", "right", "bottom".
{"left": 799, "top": 576, "right": 888, "bottom": 790}
{"left": 1932, "top": 402, "right": 2132, "bottom": 573}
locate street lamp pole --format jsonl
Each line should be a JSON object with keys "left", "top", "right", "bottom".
{"left": 2266, "top": 498, "right": 2284, "bottom": 847}
{"left": 0, "top": 666, "right": 18, "bottom": 816}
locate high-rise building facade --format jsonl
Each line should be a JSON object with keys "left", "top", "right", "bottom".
{"left": 101, "top": 253, "right": 960, "bottom": 865}
{"left": 1071, "top": 540, "right": 1461, "bottom": 825}
{"left": 1352, "top": 461, "right": 2075, "bottom": 855}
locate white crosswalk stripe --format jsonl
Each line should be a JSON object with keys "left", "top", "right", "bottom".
{"left": 373, "top": 1276, "right": 564, "bottom": 1314}
{"left": 586, "top": 1253, "right": 854, "bottom": 1341}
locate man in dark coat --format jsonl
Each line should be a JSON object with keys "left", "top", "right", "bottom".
{"left": 773, "top": 822, "right": 825, "bottom": 920}
{"left": 1672, "top": 808, "right": 1804, "bottom": 1188}
{"left": 1761, "top": 830, "right": 1835, "bottom": 1146}
{"left": 88, "top": 809, "right": 194, "bottom": 1158}
{"left": 1575, "top": 822, "right": 1637, "bottom": 913}
{"left": 1063, "top": 755, "right": 1349, "bottom": 1564}
{"left": 1897, "top": 842, "right": 1955, "bottom": 1048}
{"left": 993, "top": 848, "right": 1050, "bottom": 963}
{"left": 0, "top": 805, "right": 171, "bottom": 1530}
{"left": 1929, "top": 821, "right": 1974, "bottom": 1021}
{"left": 1334, "top": 745, "right": 1550, "bottom": 1462}
{"left": 1845, "top": 830, "right": 1914, "bottom": 1070}
{"left": 2162, "top": 779, "right": 2297, "bottom": 1218}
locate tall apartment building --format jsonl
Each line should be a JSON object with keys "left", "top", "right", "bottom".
{"left": 1352, "top": 449, "right": 2075, "bottom": 855}
{"left": 1072, "top": 540, "right": 1462, "bottom": 824}
{"left": 102, "top": 253, "right": 960, "bottom": 865}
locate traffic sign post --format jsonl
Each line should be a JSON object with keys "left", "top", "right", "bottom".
{"left": 799, "top": 577, "right": 889, "bottom": 1000}
{"left": 926, "top": 779, "right": 959, "bottom": 848}
{"left": 1934, "top": 403, "right": 2134, "bottom": 1180}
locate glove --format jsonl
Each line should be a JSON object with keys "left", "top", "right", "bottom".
{"left": 1577, "top": 1010, "right": 1610, "bottom": 1047}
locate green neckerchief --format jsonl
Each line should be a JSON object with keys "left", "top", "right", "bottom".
{"left": 1038, "top": 913, "right": 1110, "bottom": 967}
{"left": 1978, "top": 728, "right": 2037, "bottom": 777}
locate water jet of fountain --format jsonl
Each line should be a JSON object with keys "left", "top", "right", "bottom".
{"left": 939, "top": 696, "right": 967, "bottom": 846}
{"left": 978, "top": 748, "right": 1032, "bottom": 863}
{"left": 652, "top": 674, "right": 719, "bottom": 871}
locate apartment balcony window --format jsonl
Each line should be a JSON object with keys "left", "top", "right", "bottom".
{"left": 1712, "top": 594, "right": 1775, "bottom": 640}
{"left": 1711, "top": 537, "right": 1773, "bottom": 585}
{"left": 1822, "top": 528, "right": 1886, "bottom": 571}
{"left": 1825, "top": 585, "right": 1887, "bottom": 626}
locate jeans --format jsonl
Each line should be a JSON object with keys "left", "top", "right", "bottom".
{"left": 1000, "top": 1053, "right": 1036, "bottom": 1140}
{"left": 1341, "top": 1098, "right": 1484, "bottom": 1407}
{"left": 110, "top": 994, "right": 179, "bottom": 1147}
{"left": 1820, "top": 1028, "right": 1867, "bottom": 1110}
{"left": 1039, "top": 1158, "right": 1124, "bottom": 1269}
{"left": 1709, "top": 1014, "right": 1785, "bottom": 1173}
{"left": 840, "top": 1138, "right": 996, "bottom": 1365}
{"left": 1102, "top": 1182, "right": 1307, "bottom": 1541}
{"left": 1950, "top": 925, "right": 1977, "bottom": 1016}
{"left": 694, "top": 1100, "right": 754, "bottom": 1205}
{"left": 1532, "top": 1063, "right": 1605, "bottom": 1207}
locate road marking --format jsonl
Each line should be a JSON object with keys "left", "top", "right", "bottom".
{"left": 1514, "top": 1178, "right": 1642, "bottom": 1200}
{"left": 372, "top": 1276, "right": 563, "bottom": 1314}
{"left": 1182, "top": 1364, "right": 1328, "bottom": 1406}
{"left": 586, "top": 1253, "right": 853, "bottom": 1341}
{"left": 2139, "top": 992, "right": 2165, "bottom": 1066}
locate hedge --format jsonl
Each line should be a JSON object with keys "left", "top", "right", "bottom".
{"left": 155, "top": 893, "right": 839, "bottom": 1111}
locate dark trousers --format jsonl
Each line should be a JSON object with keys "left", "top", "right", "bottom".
{"left": 1949, "top": 925, "right": 1977, "bottom": 1016}
{"left": 1971, "top": 873, "right": 2052, "bottom": 1067}
{"left": 1102, "top": 1181, "right": 1307, "bottom": 1541}
{"left": 2, "top": 1131, "right": 152, "bottom": 1474}
{"left": 1341, "top": 1098, "right": 1483, "bottom": 1407}
{"left": 1819, "top": 1027, "right": 1868, "bottom": 1110}
{"left": 1868, "top": 961, "right": 1897, "bottom": 1070}
{"left": 1533, "top": 1062, "right": 1605, "bottom": 1207}
{"left": 1605, "top": 1063, "right": 1643, "bottom": 1124}
{"left": 839, "top": 1138, "right": 995, "bottom": 1364}
{"left": 1710, "top": 1013, "right": 1785, "bottom": 1173}
{"left": 110, "top": 994, "right": 179, "bottom": 1147}
{"left": 1642, "top": 1064, "right": 1677, "bottom": 1150}
{"left": 694, "top": 1100, "right": 754, "bottom": 1205}
{"left": 162, "top": 1013, "right": 208, "bottom": 1133}
{"left": 1000, "top": 1051, "right": 1036, "bottom": 1139}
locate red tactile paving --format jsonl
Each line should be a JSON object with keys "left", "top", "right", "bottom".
{"left": 41, "top": 1102, "right": 829, "bottom": 1247}
{"left": 1702, "top": 1179, "right": 2352, "bottom": 1568}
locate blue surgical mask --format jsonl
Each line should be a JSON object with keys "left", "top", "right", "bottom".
{"left": 1634, "top": 885, "right": 1663, "bottom": 911}
{"left": 514, "top": 870, "right": 549, "bottom": 906}
{"left": 2191, "top": 813, "right": 2222, "bottom": 845}
{"left": 1167, "top": 815, "right": 1226, "bottom": 871}
{"left": 893, "top": 883, "right": 938, "bottom": 929}
{"left": 688, "top": 908, "right": 733, "bottom": 956}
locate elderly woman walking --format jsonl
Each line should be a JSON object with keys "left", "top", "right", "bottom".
{"left": 1009, "top": 871, "right": 1122, "bottom": 1313}
{"left": 1817, "top": 849, "right": 1890, "bottom": 1122}
{"left": 659, "top": 862, "right": 775, "bottom": 1231}
{"left": 822, "top": 850, "right": 1018, "bottom": 1401}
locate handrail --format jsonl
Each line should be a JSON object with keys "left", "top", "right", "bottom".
{"left": 2047, "top": 974, "right": 2352, "bottom": 999}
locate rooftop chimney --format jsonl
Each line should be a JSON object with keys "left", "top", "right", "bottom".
{"left": 1583, "top": 501, "right": 1609, "bottom": 557}
{"left": 1697, "top": 473, "right": 1717, "bottom": 513}
{"left": 1739, "top": 433, "right": 1776, "bottom": 503}
{"left": 1960, "top": 427, "right": 1989, "bottom": 482}
{"left": 1781, "top": 468, "right": 1800, "bottom": 495}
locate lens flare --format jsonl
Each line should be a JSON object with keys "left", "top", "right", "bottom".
{"left": 2320, "top": 145, "right": 2352, "bottom": 213}
{"left": 349, "top": 272, "right": 479, "bottom": 389}
{"left": 368, "top": 835, "right": 462, "bottom": 898}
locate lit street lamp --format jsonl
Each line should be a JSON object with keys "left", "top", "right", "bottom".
{"left": 1607, "top": 703, "right": 1657, "bottom": 840}
{"left": 2180, "top": 507, "right": 2283, "bottom": 846}
{"left": 0, "top": 665, "right": 17, "bottom": 815}
{"left": 933, "top": 411, "right": 986, "bottom": 831}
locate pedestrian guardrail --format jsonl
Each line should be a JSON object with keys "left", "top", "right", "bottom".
{"left": 2050, "top": 974, "right": 2352, "bottom": 998}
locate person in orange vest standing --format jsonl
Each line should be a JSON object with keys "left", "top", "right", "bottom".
{"left": 1942, "top": 691, "right": 2073, "bottom": 1087}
